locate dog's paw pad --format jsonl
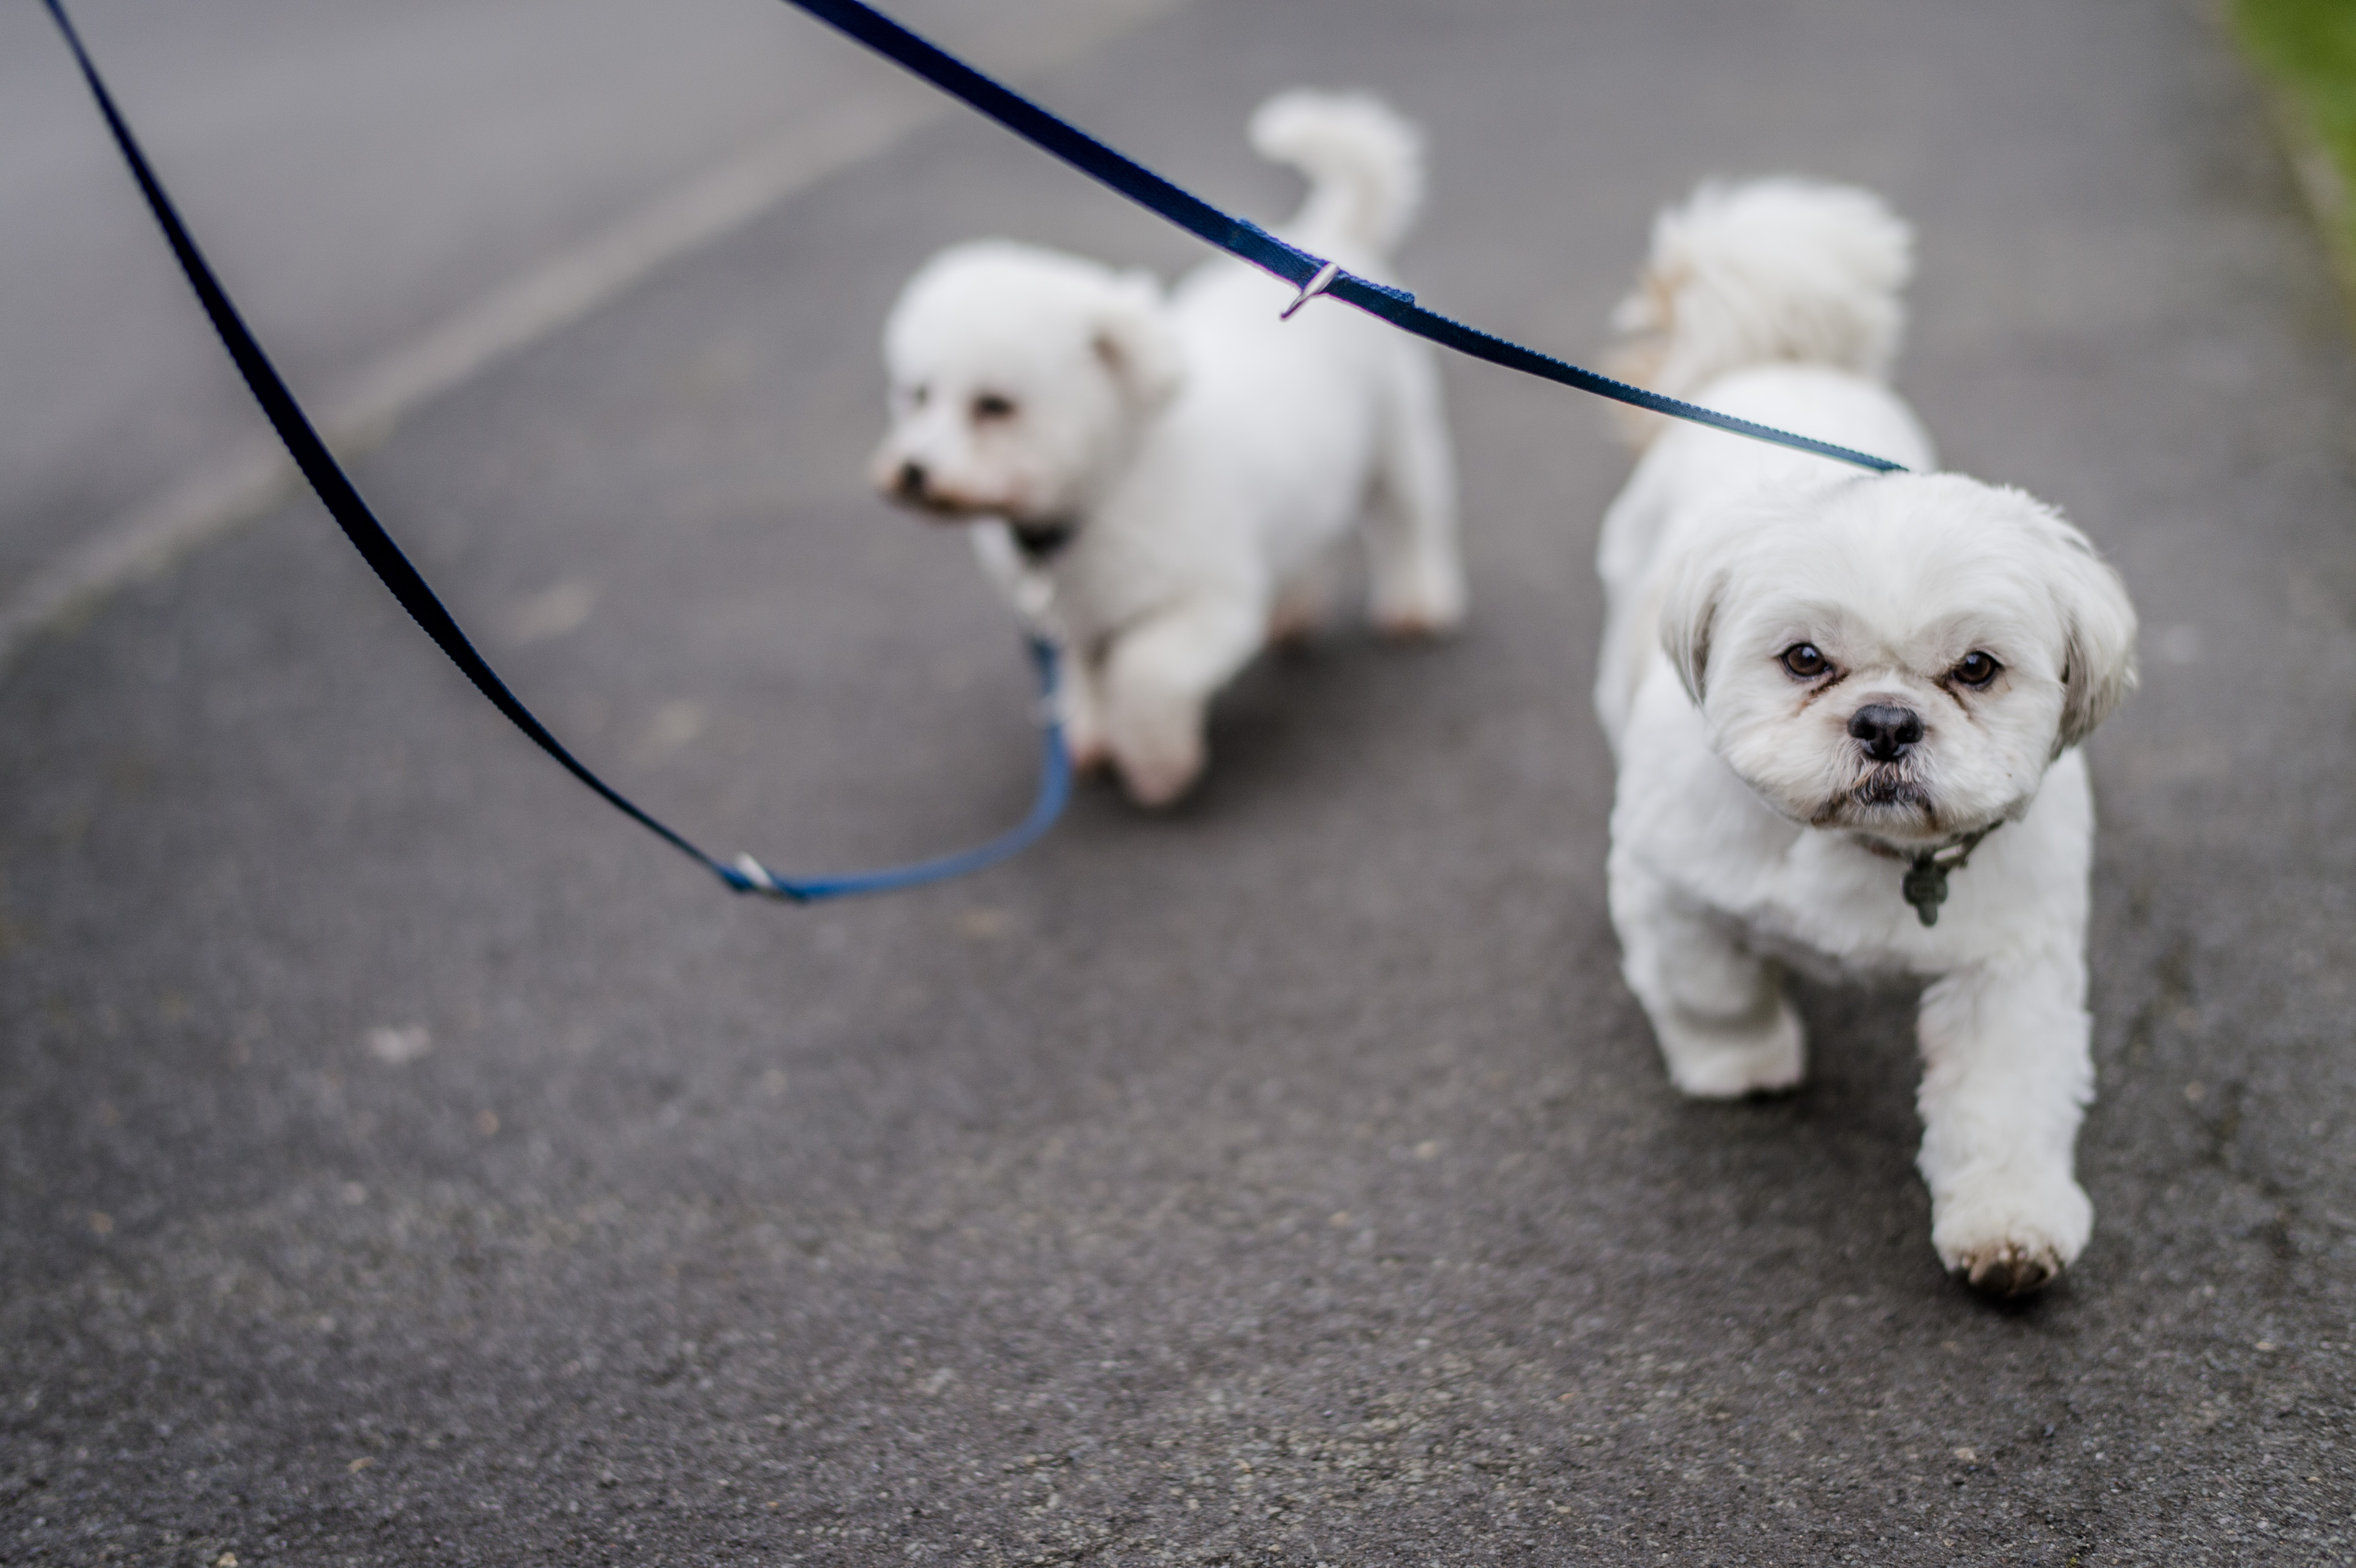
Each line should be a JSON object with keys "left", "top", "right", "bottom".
{"left": 1953, "top": 1241, "right": 2063, "bottom": 1298}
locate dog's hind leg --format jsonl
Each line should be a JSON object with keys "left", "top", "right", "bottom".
{"left": 1608, "top": 854, "right": 1806, "bottom": 1099}
{"left": 1915, "top": 951, "right": 2095, "bottom": 1297}
{"left": 1269, "top": 540, "right": 1345, "bottom": 647}
{"left": 1363, "top": 350, "right": 1466, "bottom": 639}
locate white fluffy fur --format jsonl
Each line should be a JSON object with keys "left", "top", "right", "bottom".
{"left": 872, "top": 90, "right": 1465, "bottom": 806}
{"left": 1596, "top": 178, "right": 2138, "bottom": 1296}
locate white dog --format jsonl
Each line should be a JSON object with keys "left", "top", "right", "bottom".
{"left": 871, "top": 90, "right": 1465, "bottom": 806}
{"left": 1594, "top": 179, "right": 2138, "bottom": 1296}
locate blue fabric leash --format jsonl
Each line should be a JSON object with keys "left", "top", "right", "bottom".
{"left": 780, "top": 0, "right": 1906, "bottom": 476}
{"left": 48, "top": 0, "right": 1897, "bottom": 903}
{"left": 41, "top": 0, "right": 1069, "bottom": 904}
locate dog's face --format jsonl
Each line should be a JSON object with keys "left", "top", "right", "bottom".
{"left": 1661, "top": 472, "right": 2136, "bottom": 847}
{"left": 870, "top": 241, "right": 1182, "bottom": 535}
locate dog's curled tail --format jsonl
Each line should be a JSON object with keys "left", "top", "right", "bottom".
{"left": 1250, "top": 89, "right": 1424, "bottom": 257}
{"left": 1611, "top": 177, "right": 1913, "bottom": 416}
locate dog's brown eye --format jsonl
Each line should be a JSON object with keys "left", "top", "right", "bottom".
{"left": 1780, "top": 642, "right": 1830, "bottom": 679}
{"left": 973, "top": 392, "right": 1017, "bottom": 421}
{"left": 1953, "top": 651, "right": 2001, "bottom": 688}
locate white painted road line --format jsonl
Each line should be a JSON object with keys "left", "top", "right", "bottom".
{"left": 0, "top": 0, "right": 1181, "bottom": 671}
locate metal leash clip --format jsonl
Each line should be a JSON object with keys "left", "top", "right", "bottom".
{"left": 1280, "top": 259, "right": 1342, "bottom": 320}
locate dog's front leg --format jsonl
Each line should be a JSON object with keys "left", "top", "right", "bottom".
{"left": 1608, "top": 852, "right": 1805, "bottom": 1098}
{"left": 1915, "top": 950, "right": 2095, "bottom": 1296}
{"left": 1056, "top": 652, "right": 1112, "bottom": 775}
{"left": 1100, "top": 595, "right": 1263, "bottom": 806}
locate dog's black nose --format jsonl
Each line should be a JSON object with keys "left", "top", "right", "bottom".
{"left": 1848, "top": 703, "right": 1924, "bottom": 762}
{"left": 895, "top": 460, "right": 928, "bottom": 500}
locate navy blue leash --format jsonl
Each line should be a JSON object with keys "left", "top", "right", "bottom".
{"left": 48, "top": 0, "right": 1894, "bottom": 903}
{"left": 41, "top": 0, "right": 1069, "bottom": 904}
{"left": 781, "top": 0, "right": 1905, "bottom": 475}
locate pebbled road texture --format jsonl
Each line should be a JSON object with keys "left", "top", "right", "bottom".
{"left": 5, "top": 0, "right": 2355, "bottom": 1563}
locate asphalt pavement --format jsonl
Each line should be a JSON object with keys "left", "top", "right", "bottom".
{"left": 4, "top": 0, "right": 2354, "bottom": 1564}
{"left": 0, "top": 0, "right": 1173, "bottom": 641}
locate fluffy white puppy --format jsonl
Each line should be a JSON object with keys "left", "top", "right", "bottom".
{"left": 1595, "top": 179, "right": 2138, "bottom": 1296}
{"left": 871, "top": 90, "right": 1466, "bottom": 806}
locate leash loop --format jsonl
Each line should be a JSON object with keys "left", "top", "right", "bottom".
{"left": 43, "top": 0, "right": 1069, "bottom": 905}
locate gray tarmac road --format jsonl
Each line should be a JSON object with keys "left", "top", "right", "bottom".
{"left": 0, "top": 0, "right": 1172, "bottom": 614}
{"left": 4, "top": 0, "right": 2354, "bottom": 1564}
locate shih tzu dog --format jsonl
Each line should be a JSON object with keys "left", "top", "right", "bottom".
{"left": 871, "top": 90, "right": 1465, "bottom": 806}
{"left": 1595, "top": 178, "right": 2138, "bottom": 1295}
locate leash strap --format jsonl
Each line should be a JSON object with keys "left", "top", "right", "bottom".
{"left": 782, "top": 0, "right": 1905, "bottom": 475}
{"left": 43, "top": 0, "right": 1069, "bottom": 904}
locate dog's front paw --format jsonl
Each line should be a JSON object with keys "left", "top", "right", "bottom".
{"left": 1654, "top": 994, "right": 1806, "bottom": 1100}
{"left": 1952, "top": 1241, "right": 2062, "bottom": 1298}
{"left": 1117, "top": 753, "right": 1200, "bottom": 808}
{"left": 1059, "top": 712, "right": 1111, "bottom": 778}
{"left": 1102, "top": 675, "right": 1210, "bottom": 807}
{"left": 1931, "top": 1173, "right": 2091, "bottom": 1298}
{"left": 1107, "top": 718, "right": 1205, "bottom": 808}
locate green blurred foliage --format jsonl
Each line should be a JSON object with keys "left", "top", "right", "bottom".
{"left": 2234, "top": 0, "right": 2356, "bottom": 249}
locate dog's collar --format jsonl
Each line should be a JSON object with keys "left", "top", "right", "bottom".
{"left": 1009, "top": 522, "right": 1077, "bottom": 564}
{"left": 1856, "top": 822, "right": 2000, "bottom": 928}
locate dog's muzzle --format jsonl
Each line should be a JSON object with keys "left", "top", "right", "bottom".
{"left": 1811, "top": 761, "right": 1935, "bottom": 829}
{"left": 1853, "top": 766, "right": 1927, "bottom": 809}
{"left": 882, "top": 460, "right": 993, "bottom": 521}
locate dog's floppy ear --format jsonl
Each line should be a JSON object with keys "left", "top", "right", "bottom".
{"left": 1658, "top": 550, "right": 1727, "bottom": 706}
{"left": 2048, "top": 534, "right": 2138, "bottom": 753}
{"left": 1091, "top": 272, "right": 1184, "bottom": 410}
